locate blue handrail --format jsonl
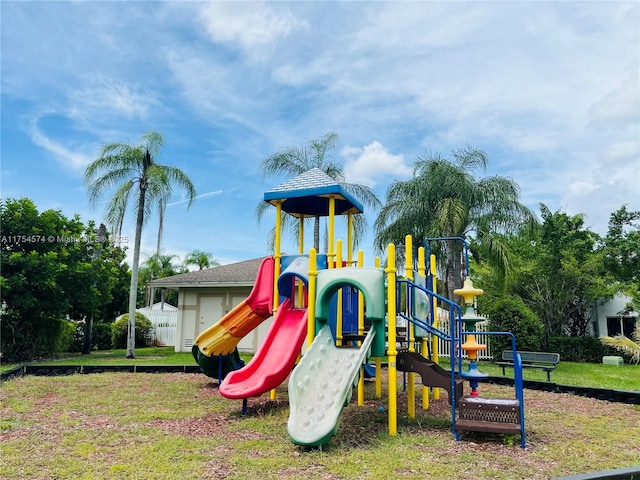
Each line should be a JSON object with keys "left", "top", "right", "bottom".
{"left": 397, "top": 277, "right": 526, "bottom": 448}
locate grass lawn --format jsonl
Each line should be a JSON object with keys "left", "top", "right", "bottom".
{"left": 4, "top": 347, "right": 639, "bottom": 392}
{"left": 1, "top": 368, "right": 639, "bottom": 480}
{"left": 1, "top": 347, "right": 198, "bottom": 369}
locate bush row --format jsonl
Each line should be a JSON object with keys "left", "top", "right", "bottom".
{"left": 544, "top": 335, "right": 631, "bottom": 363}
{"left": 484, "top": 295, "right": 630, "bottom": 363}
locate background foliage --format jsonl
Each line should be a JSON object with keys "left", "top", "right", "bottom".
{"left": 111, "top": 312, "right": 153, "bottom": 349}
{"left": 1, "top": 198, "right": 130, "bottom": 361}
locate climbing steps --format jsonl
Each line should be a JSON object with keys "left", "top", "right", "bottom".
{"left": 457, "top": 396, "right": 522, "bottom": 435}
{"left": 396, "top": 350, "right": 522, "bottom": 437}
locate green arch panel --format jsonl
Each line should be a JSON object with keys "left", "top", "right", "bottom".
{"left": 315, "top": 267, "right": 386, "bottom": 357}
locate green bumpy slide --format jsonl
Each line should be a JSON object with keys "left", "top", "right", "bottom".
{"left": 287, "top": 324, "right": 376, "bottom": 447}
{"left": 287, "top": 266, "right": 385, "bottom": 447}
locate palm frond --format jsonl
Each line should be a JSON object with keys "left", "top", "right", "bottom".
{"left": 451, "top": 145, "right": 488, "bottom": 172}
{"left": 600, "top": 335, "right": 640, "bottom": 364}
{"left": 341, "top": 182, "right": 382, "bottom": 211}
{"left": 255, "top": 200, "right": 271, "bottom": 224}
{"left": 158, "top": 165, "right": 197, "bottom": 207}
{"left": 435, "top": 197, "right": 467, "bottom": 235}
{"left": 104, "top": 180, "right": 134, "bottom": 231}
{"left": 85, "top": 167, "right": 138, "bottom": 206}
{"left": 141, "top": 131, "right": 163, "bottom": 158}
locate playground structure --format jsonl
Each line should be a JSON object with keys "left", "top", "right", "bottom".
{"left": 192, "top": 167, "right": 526, "bottom": 448}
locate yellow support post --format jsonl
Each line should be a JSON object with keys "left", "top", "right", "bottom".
{"left": 386, "top": 244, "right": 398, "bottom": 436}
{"left": 298, "top": 217, "right": 304, "bottom": 253}
{"left": 357, "top": 249, "right": 365, "bottom": 406}
{"left": 272, "top": 201, "right": 282, "bottom": 314}
{"left": 307, "top": 248, "right": 318, "bottom": 347}
{"left": 430, "top": 254, "right": 440, "bottom": 401}
{"left": 270, "top": 202, "right": 284, "bottom": 401}
{"left": 336, "top": 239, "right": 343, "bottom": 347}
{"left": 418, "top": 246, "right": 429, "bottom": 410}
{"left": 375, "top": 256, "right": 382, "bottom": 398}
{"left": 405, "top": 235, "right": 415, "bottom": 419}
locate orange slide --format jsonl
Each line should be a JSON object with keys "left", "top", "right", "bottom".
{"left": 192, "top": 257, "right": 274, "bottom": 364}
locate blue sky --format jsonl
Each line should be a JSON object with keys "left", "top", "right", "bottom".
{"left": 2, "top": 1, "right": 639, "bottom": 269}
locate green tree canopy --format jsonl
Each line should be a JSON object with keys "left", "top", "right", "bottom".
{"left": 84, "top": 131, "right": 196, "bottom": 358}
{"left": 1, "top": 198, "right": 129, "bottom": 361}
{"left": 489, "top": 205, "right": 612, "bottom": 339}
{"left": 602, "top": 205, "right": 640, "bottom": 286}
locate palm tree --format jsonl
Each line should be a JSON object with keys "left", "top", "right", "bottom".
{"left": 256, "top": 132, "right": 381, "bottom": 252}
{"left": 138, "top": 252, "right": 184, "bottom": 306}
{"left": 141, "top": 252, "right": 182, "bottom": 280}
{"left": 84, "top": 131, "right": 196, "bottom": 358}
{"left": 184, "top": 250, "right": 220, "bottom": 270}
{"left": 374, "top": 146, "right": 537, "bottom": 302}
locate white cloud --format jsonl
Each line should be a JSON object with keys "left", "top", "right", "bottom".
{"left": 342, "top": 141, "right": 411, "bottom": 187}
{"left": 568, "top": 180, "right": 598, "bottom": 197}
{"left": 66, "top": 77, "right": 161, "bottom": 126}
{"left": 198, "top": 1, "right": 304, "bottom": 53}
{"left": 588, "top": 75, "right": 640, "bottom": 129}
{"left": 29, "top": 113, "right": 92, "bottom": 171}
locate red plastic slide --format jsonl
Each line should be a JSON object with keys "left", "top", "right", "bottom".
{"left": 219, "top": 297, "right": 308, "bottom": 399}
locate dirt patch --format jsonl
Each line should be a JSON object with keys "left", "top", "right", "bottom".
{"left": 2, "top": 372, "right": 639, "bottom": 480}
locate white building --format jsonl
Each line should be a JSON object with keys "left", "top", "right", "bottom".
{"left": 148, "top": 257, "right": 274, "bottom": 354}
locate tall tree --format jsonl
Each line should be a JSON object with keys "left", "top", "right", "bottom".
{"left": 505, "top": 205, "right": 612, "bottom": 338}
{"left": 602, "top": 205, "right": 640, "bottom": 285}
{"left": 84, "top": 131, "right": 196, "bottom": 358}
{"left": 374, "top": 146, "right": 537, "bottom": 302}
{"left": 256, "top": 132, "right": 381, "bottom": 252}
{"left": 184, "top": 250, "right": 220, "bottom": 270}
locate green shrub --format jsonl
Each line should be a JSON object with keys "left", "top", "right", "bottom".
{"left": 57, "top": 319, "right": 77, "bottom": 353}
{"left": 70, "top": 321, "right": 114, "bottom": 352}
{"left": 486, "top": 296, "right": 544, "bottom": 358}
{"left": 1, "top": 315, "right": 77, "bottom": 361}
{"left": 91, "top": 322, "right": 113, "bottom": 350}
{"left": 546, "top": 335, "right": 625, "bottom": 363}
{"left": 111, "top": 313, "right": 152, "bottom": 349}
{"left": 33, "top": 318, "right": 77, "bottom": 356}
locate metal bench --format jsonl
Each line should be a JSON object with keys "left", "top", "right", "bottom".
{"left": 496, "top": 350, "right": 560, "bottom": 382}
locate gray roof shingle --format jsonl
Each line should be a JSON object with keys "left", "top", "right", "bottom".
{"left": 263, "top": 168, "right": 363, "bottom": 217}
{"left": 265, "top": 168, "right": 339, "bottom": 193}
{"left": 148, "top": 257, "right": 267, "bottom": 289}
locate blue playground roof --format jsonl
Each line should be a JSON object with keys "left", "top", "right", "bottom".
{"left": 263, "top": 168, "right": 364, "bottom": 217}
